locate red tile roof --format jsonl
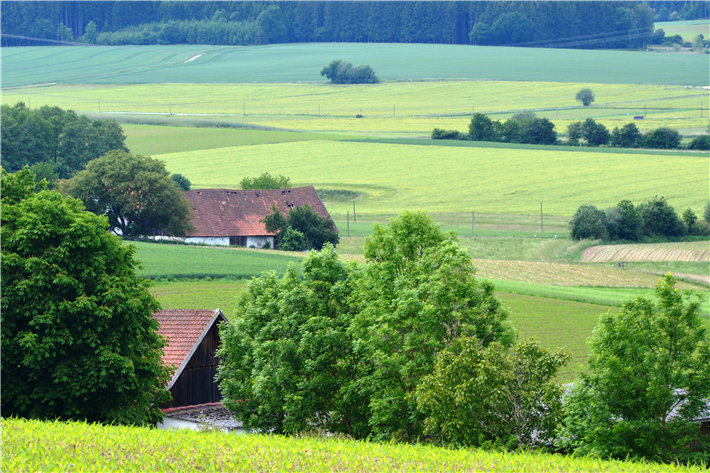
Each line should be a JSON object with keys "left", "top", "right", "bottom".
{"left": 154, "top": 309, "right": 226, "bottom": 389}
{"left": 184, "top": 186, "right": 336, "bottom": 237}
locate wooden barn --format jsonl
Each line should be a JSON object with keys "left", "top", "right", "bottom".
{"left": 154, "top": 309, "right": 227, "bottom": 409}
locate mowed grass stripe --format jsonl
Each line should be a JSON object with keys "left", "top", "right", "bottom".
{"left": 4, "top": 44, "right": 709, "bottom": 87}
{"left": 155, "top": 140, "right": 709, "bottom": 216}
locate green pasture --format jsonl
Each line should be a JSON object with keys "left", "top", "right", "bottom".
{"left": 154, "top": 140, "right": 709, "bottom": 216}
{"left": 4, "top": 44, "right": 709, "bottom": 88}
{"left": 6, "top": 418, "right": 699, "bottom": 473}
{"left": 131, "top": 241, "right": 302, "bottom": 279}
{"left": 656, "top": 20, "right": 710, "bottom": 42}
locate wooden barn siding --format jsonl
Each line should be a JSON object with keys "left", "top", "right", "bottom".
{"left": 162, "top": 323, "right": 222, "bottom": 409}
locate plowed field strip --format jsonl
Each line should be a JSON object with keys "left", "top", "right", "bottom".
{"left": 581, "top": 242, "right": 709, "bottom": 263}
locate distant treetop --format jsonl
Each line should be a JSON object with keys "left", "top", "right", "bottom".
{"left": 240, "top": 172, "right": 291, "bottom": 190}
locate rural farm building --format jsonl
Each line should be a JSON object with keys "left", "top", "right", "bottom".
{"left": 154, "top": 309, "right": 227, "bottom": 409}
{"left": 183, "top": 186, "right": 335, "bottom": 248}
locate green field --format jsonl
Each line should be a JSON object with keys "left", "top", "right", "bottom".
{"left": 656, "top": 19, "right": 710, "bottom": 42}
{"left": 153, "top": 140, "right": 709, "bottom": 216}
{"left": 131, "top": 241, "right": 303, "bottom": 279}
{"left": 4, "top": 44, "right": 709, "bottom": 88}
{"left": 6, "top": 418, "right": 700, "bottom": 473}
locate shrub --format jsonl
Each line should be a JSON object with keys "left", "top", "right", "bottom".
{"left": 240, "top": 172, "right": 290, "bottom": 190}
{"left": 610, "top": 123, "right": 642, "bottom": 148}
{"left": 687, "top": 135, "right": 710, "bottom": 150}
{"left": 705, "top": 201, "right": 710, "bottom": 222}
{"left": 279, "top": 227, "right": 306, "bottom": 251}
{"left": 320, "top": 60, "right": 378, "bottom": 84}
{"left": 431, "top": 128, "right": 464, "bottom": 140}
{"left": 643, "top": 127, "right": 682, "bottom": 149}
{"left": 171, "top": 173, "right": 191, "bottom": 191}
{"left": 416, "top": 337, "right": 568, "bottom": 449}
{"left": 638, "top": 196, "right": 686, "bottom": 237}
{"left": 262, "top": 204, "right": 339, "bottom": 250}
{"left": 521, "top": 117, "right": 557, "bottom": 145}
{"left": 468, "top": 113, "right": 498, "bottom": 142}
{"left": 569, "top": 204, "right": 608, "bottom": 240}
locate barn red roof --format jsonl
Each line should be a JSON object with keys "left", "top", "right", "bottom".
{"left": 184, "top": 186, "right": 335, "bottom": 237}
{"left": 154, "top": 309, "right": 227, "bottom": 389}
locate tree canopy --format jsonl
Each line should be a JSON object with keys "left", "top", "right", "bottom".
{"left": 1, "top": 167, "right": 173, "bottom": 425}
{"left": 239, "top": 172, "right": 291, "bottom": 190}
{"left": 262, "top": 204, "right": 339, "bottom": 251}
{"left": 60, "top": 150, "right": 194, "bottom": 238}
{"left": 575, "top": 88, "right": 595, "bottom": 106}
{"left": 1, "top": 102, "right": 128, "bottom": 178}
{"left": 321, "top": 60, "right": 379, "bottom": 84}
{"left": 557, "top": 275, "right": 710, "bottom": 463}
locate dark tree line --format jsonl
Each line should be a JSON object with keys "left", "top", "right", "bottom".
{"left": 1, "top": 102, "right": 128, "bottom": 179}
{"left": 3, "top": 1, "right": 659, "bottom": 49}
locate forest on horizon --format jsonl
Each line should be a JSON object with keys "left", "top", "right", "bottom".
{"left": 2, "top": 1, "right": 708, "bottom": 49}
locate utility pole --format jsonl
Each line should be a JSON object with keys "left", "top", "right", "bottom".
{"left": 353, "top": 201, "right": 357, "bottom": 223}
{"left": 540, "top": 203, "right": 543, "bottom": 232}
{"left": 347, "top": 211, "right": 350, "bottom": 237}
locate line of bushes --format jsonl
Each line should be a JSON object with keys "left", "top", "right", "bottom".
{"left": 569, "top": 197, "right": 710, "bottom": 242}
{"left": 432, "top": 113, "right": 710, "bottom": 151}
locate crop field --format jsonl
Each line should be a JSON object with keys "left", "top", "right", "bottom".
{"left": 122, "top": 125, "right": 349, "bottom": 156}
{"left": 471, "top": 258, "right": 704, "bottom": 289}
{"left": 130, "top": 241, "right": 303, "bottom": 279}
{"left": 581, "top": 241, "right": 710, "bottom": 263}
{"left": 6, "top": 418, "right": 702, "bottom": 473}
{"left": 656, "top": 20, "right": 710, "bottom": 42}
{"left": 153, "top": 140, "right": 709, "bottom": 216}
{"left": 4, "top": 44, "right": 709, "bottom": 88}
{"left": 150, "top": 279, "right": 247, "bottom": 317}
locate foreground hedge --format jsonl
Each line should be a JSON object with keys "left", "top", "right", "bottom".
{"left": 2, "top": 418, "right": 705, "bottom": 472}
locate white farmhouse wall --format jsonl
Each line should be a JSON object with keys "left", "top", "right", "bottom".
{"left": 185, "top": 236, "right": 230, "bottom": 246}
{"left": 246, "top": 236, "right": 274, "bottom": 249}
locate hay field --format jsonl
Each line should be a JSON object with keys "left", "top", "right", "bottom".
{"left": 154, "top": 140, "right": 709, "bottom": 216}
{"left": 4, "top": 43, "right": 709, "bottom": 87}
{"left": 581, "top": 241, "right": 710, "bottom": 263}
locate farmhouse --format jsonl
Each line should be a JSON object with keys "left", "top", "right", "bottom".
{"left": 154, "top": 309, "right": 227, "bottom": 409}
{"left": 183, "top": 186, "right": 334, "bottom": 248}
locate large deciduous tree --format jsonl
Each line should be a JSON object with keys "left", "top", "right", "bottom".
{"left": 351, "top": 211, "right": 515, "bottom": 441}
{"left": 557, "top": 275, "right": 710, "bottom": 463}
{"left": 239, "top": 172, "right": 291, "bottom": 190}
{"left": 569, "top": 204, "right": 608, "bottom": 240}
{"left": 262, "top": 204, "right": 339, "bottom": 251}
{"left": 575, "top": 88, "right": 595, "bottom": 106}
{"left": 1, "top": 168, "right": 173, "bottom": 425}
{"left": 60, "top": 150, "right": 194, "bottom": 238}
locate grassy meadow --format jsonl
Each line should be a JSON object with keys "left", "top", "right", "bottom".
{"left": 153, "top": 140, "right": 709, "bottom": 216}
{"left": 656, "top": 19, "right": 710, "bottom": 42}
{"left": 7, "top": 418, "right": 704, "bottom": 473}
{"left": 4, "top": 44, "right": 709, "bottom": 88}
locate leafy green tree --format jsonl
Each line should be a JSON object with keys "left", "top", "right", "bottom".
{"left": 567, "top": 121, "right": 583, "bottom": 145}
{"left": 170, "top": 173, "right": 191, "bottom": 191}
{"left": 351, "top": 212, "right": 514, "bottom": 441}
{"left": 643, "top": 127, "right": 682, "bottom": 149}
{"left": 580, "top": 118, "right": 610, "bottom": 146}
{"left": 491, "top": 12, "right": 534, "bottom": 45}
{"left": 569, "top": 204, "right": 608, "bottom": 240}
{"left": 638, "top": 196, "right": 686, "bottom": 238}
{"left": 262, "top": 204, "right": 339, "bottom": 250}
{"left": 469, "top": 22, "right": 492, "bottom": 45}
{"left": 682, "top": 208, "right": 697, "bottom": 234}
{"left": 468, "top": 113, "right": 498, "bottom": 142}
{"left": 416, "top": 337, "right": 568, "bottom": 449}
{"left": 320, "top": 60, "right": 378, "bottom": 84}
{"left": 1, "top": 172, "right": 173, "bottom": 425}
{"left": 279, "top": 227, "right": 307, "bottom": 251}
{"left": 57, "top": 22, "right": 74, "bottom": 42}
{"left": 256, "top": 5, "right": 287, "bottom": 44}
{"left": 60, "top": 150, "right": 195, "bottom": 238}
{"left": 557, "top": 275, "right": 710, "bottom": 463}
{"left": 29, "top": 162, "right": 59, "bottom": 189}
{"left": 0, "top": 166, "right": 47, "bottom": 206}
{"left": 705, "top": 201, "right": 710, "bottom": 223}
{"left": 82, "top": 20, "right": 98, "bottom": 43}
{"left": 431, "top": 128, "right": 464, "bottom": 140}
{"left": 575, "top": 88, "right": 595, "bottom": 106}
{"left": 615, "top": 200, "right": 643, "bottom": 241}
{"left": 239, "top": 172, "right": 291, "bottom": 190}
{"left": 687, "top": 135, "right": 710, "bottom": 150}
{"left": 610, "top": 123, "right": 642, "bottom": 148}
{"left": 217, "top": 246, "right": 369, "bottom": 437}
{"left": 521, "top": 118, "right": 557, "bottom": 145}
